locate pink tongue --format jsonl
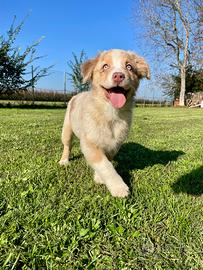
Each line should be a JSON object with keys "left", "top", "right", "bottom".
{"left": 109, "top": 92, "right": 126, "bottom": 108}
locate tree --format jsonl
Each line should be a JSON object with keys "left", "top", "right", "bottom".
{"left": 67, "top": 50, "right": 90, "bottom": 92}
{"left": 191, "top": 0, "right": 203, "bottom": 69}
{"left": 0, "top": 17, "right": 52, "bottom": 94}
{"left": 162, "top": 66, "right": 203, "bottom": 99}
{"left": 134, "top": 0, "right": 202, "bottom": 106}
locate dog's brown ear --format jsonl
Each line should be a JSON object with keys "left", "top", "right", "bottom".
{"left": 130, "top": 52, "right": 150, "bottom": 80}
{"left": 81, "top": 56, "right": 99, "bottom": 83}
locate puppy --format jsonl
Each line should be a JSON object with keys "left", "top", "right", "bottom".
{"left": 59, "top": 49, "right": 150, "bottom": 197}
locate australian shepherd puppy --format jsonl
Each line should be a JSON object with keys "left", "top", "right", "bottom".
{"left": 59, "top": 49, "right": 150, "bottom": 197}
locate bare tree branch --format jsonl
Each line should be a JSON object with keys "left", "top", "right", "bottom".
{"left": 133, "top": 0, "right": 202, "bottom": 105}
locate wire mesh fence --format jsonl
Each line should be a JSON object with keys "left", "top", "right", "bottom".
{"left": 0, "top": 92, "right": 172, "bottom": 108}
{"left": 0, "top": 69, "right": 172, "bottom": 107}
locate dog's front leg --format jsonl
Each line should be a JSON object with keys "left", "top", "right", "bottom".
{"left": 81, "top": 138, "right": 129, "bottom": 197}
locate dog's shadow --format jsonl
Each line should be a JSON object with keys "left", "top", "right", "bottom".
{"left": 115, "top": 142, "right": 184, "bottom": 187}
{"left": 171, "top": 166, "right": 203, "bottom": 196}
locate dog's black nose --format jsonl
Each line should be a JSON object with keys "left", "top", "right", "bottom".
{"left": 112, "top": 72, "right": 125, "bottom": 83}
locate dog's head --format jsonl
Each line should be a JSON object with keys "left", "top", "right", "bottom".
{"left": 81, "top": 49, "right": 150, "bottom": 109}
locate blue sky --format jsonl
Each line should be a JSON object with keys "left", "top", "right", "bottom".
{"left": 1, "top": 0, "right": 162, "bottom": 99}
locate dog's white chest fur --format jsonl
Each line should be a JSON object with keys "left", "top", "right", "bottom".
{"left": 74, "top": 93, "right": 131, "bottom": 155}
{"left": 94, "top": 116, "right": 129, "bottom": 155}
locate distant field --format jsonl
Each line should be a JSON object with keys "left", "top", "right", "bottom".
{"left": 0, "top": 107, "right": 202, "bottom": 269}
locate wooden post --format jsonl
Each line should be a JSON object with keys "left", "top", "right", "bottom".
{"left": 64, "top": 72, "right": 67, "bottom": 106}
{"left": 152, "top": 89, "right": 154, "bottom": 107}
{"left": 31, "top": 65, "right": 35, "bottom": 105}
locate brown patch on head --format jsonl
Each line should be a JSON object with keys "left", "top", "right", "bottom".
{"left": 92, "top": 51, "right": 114, "bottom": 85}
{"left": 128, "top": 52, "right": 150, "bottom": 80}
{"left": 97, "top": 51, "right": 113, "bottom": 66}
{"left": 81, "top": 54, "right": 101, "bottom": 83}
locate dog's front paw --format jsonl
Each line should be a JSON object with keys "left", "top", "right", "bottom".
{"left": 94, "top": 172, "right": 104, "bottom": 184}
{"left": 59, "top": 159, "right": 69, "bottom": 166}
{"left": 109, "top": 182, "right": 129, "bottom": 198}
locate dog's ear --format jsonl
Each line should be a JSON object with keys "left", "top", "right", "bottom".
{"left": 81, "top": 56, "right": 99, "bottom": 83}
{"left": 130, "top": 52, "right": 150, "bottom": 80}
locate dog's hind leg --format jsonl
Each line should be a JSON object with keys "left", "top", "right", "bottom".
{"left": 59, "top": 101, "right": 73, "bottom": 166}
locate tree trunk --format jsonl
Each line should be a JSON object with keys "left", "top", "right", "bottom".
{"left": 179, "top": 66, "right": 186, "bottom": 106}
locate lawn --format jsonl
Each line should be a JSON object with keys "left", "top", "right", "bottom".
{"left": 0, "top": 107, "right": 202, "bottom": 269}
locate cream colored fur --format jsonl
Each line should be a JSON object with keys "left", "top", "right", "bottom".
{"left": 59, "top": 49, "right": 150, "bottom": 197}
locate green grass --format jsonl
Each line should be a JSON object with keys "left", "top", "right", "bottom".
{"left": 0, "top": 107, "right": 202, "bottom": 269}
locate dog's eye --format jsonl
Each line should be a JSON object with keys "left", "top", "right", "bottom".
{"left": 103, "top": 64, "right": 109, "bottom": 70}
{"left": 126, "top": 64, "right": 132, "bottom": 71}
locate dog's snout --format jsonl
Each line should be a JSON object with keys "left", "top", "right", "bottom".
{"left": 112, "top": 72, "right": 125, "bottom": 83}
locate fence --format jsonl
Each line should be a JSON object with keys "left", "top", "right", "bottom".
{"left": 0, "top": 89, "right": 70, "bottom": 101}
{"left": 135, "top": 97, "right": 172, "bottom": 107}
{"left": 0, "top": 69, "right": 172, "bottom": 107}
{"left": 0, "top": 91, "right": 172, "bottom": 108}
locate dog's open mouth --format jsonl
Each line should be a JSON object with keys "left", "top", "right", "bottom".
{"left": 102, "top": 86, "right": 129, "bottom": 108}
